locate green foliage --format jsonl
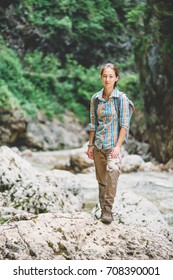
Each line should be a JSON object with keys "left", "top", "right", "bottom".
{"left": 0, "top": 84, "right": 20, "bottom": 110}
{"left": 118, "top": 72, "right": 143, "bottom": 109}
{"left": 0, "top": 41, "right": 143, "bottom": 124}
{"left": 60, "top": 57, "right": 102, "bottom": 122}
{"left": 0, "top": 1, "right": 145, "bottom": 126}
{"left": 0, "top": 45, "right": 100, "bottom": 123}
{"left": 0, "top": 46, "right": 57, "bottom": 118}
{"left": 0, "top": 47, "right": 35, "bottom": 117}
{"left": 0, "top": 218, "right": 8, "bottom": 225}
{"left": 0, "top": 47, "right": 23, "bottom": 81}
{"left": 63, "top": 56, "right": 102, "bottom": 103}
{"left": 16, "top": 0, "right": 126, "bottom": 66}
{"left": 126, "top": 2, "right": 146, "bottom": 24}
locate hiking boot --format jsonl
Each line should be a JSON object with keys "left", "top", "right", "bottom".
{"left": 101, "top": 209, "right": 113, "bottom": 224}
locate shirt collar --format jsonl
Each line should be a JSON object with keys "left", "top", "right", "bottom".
{"left": 96, "top": 87, "right": 119, "bottom": 100}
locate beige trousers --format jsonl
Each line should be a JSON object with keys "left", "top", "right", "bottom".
{"left": 93, "top": 145, "right": 122, "bottom": 211}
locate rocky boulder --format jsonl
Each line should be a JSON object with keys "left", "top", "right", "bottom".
{"left": 0, "top": 110, "right": 88, "bottom": 150}
{"left": 0, "top": 108, "right": 26, "bottom": 145}
{"left": 93, "top": 191, "right": 171, "bottom": 238}
{"left": 0, "top": 212, "right": 172, "bottom": 260}
{"left": 23, "top": 111, "right": 87, "bottom": 150}
{"left": 0, "top": 146, "right": 83, "bottom": 216}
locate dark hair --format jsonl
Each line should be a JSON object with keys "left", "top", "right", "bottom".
{"left": 100, "top": 63, "right": 119, "bottom": 88}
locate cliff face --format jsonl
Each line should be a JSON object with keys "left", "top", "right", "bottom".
{"left": 0, "top": 1, "right": 41, "bottom": 57}
{"left": 0, "top": 1, "right": 131, "bottom": 66}
{"left": 146, "top": 53, "right": 173, "bottom": 163}
{"left": 135, "top": 0, "right": 173, "bottom": 163}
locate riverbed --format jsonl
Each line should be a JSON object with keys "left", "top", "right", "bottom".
{"left": 77, "top": 171, "right": 173, "bottom": 226}
{"left": 23, "top": 149, "right": 173, "bottom": 226}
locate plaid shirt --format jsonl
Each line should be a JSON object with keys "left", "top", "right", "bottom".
{"left": 89, "top": 87, "right": 130, "bottom": 149}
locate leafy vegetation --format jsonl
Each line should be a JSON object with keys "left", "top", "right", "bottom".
{"left": 16, "top": 0, "right": 127, "bottom": 66}
{"left": 0, "top": 0, "right": 145, "bottom": 124}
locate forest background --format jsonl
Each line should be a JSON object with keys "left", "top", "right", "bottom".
{"left": 0, "top": 0, "right": 173, "bottom": 164}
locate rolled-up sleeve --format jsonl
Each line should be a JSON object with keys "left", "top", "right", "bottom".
{"left": 89, "top": 96, "right": 97, "bottom": 132}
{"left": 119, "top": 94, "right": 130, "bottom": 130}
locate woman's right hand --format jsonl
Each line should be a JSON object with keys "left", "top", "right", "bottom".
{"left": 87, "top": 147, "right": 94, "bottom": 160}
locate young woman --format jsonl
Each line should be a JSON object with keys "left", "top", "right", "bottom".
{"left": 87, "top": 63, "right": 132, "bottom": 224}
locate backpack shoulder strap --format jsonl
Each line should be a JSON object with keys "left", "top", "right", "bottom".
{"left": 115, "top": 90, "right": 135, "bottom": 117}
{"left": 93, "top": 91, "right": 101, "bottom": 126}
{"left": 113, "top": 90, "right": 135, "bottom": 143}
{"left": 94, "top": 97, "right": 99, "bottom": 115}
{"left": 113, "top": 90, "right": 122, "bottom": 115}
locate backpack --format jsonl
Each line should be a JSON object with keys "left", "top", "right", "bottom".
{"left": 94, "top": 89, "right": 135, "bottom": 143}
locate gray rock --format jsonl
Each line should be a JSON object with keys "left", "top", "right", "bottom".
{"left": 0, "top": 146, "right": 83, "bottom": 216}
{"left": 121, "top": 154, "right": 144, "bottom": 172}
{"left": 0, "top": 109, "right": 87, "bottom": 150}
{"left": 92, "top": 190, "right": 172, "bottom": 239}
{"left": 24, "top": 111, "right": 88, "bottom": 150}
{"left": 0, "top": 108, "right": 26, "bottom": 145}
{"left": 0, "top": 212, "right": 172, "bottom": 260}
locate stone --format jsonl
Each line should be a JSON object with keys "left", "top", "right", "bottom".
{"left": 0, "top": 146, "right": 83, "bottom": 215}
{"left": 121, "top": 154, "right": 144, "bottom": 173}
{"left": 0, "top": 212, "right": 172, "bottom": 260}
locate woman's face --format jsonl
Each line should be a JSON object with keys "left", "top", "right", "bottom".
{"left": 101, "top": 67, "right": 118, "bottom": 90}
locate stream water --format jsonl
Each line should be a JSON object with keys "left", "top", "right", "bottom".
{"left": 77, "top": 171, "right": 173, "bottom": 226}
{"left": 24, "top": 149, "right": 173, "bottom": 226}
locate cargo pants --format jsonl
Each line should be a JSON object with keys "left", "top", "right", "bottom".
{"left": 93, "top": 145, "right": 122, "bottom": 212}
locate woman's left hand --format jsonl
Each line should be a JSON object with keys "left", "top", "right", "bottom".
{"left": 111, "top": 144, "right": 121, "bottom": 158}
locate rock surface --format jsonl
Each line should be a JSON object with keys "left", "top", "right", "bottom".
{"left": 0, "top": 110, "right": 87, "bottom": 150}
{"left": 0, "top": 146, "right": 83, "bottom": 216}
{"left": 93, "top": 191, "right": 172, "bottom": 238}
{"left": 23, "top": 112, "right": 87, "bottom": 150}
{"left": 0, "top": 146, "right": 173, "bottom": 260}
{"left": 0, "top": 212, "right": 173, "bottom": 260}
